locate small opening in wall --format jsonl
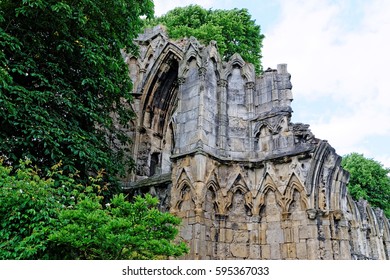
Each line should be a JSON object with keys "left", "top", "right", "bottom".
{"left": 150, "top": 152, "right": 160, "bottom": 176}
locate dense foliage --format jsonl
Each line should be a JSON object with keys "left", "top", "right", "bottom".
{"left": 0, "top": 159, "right": 187, "bottom": 260}
{"left": 0, "top": 159, "right": 65, "bottom": 259}
{"left": 0, "top": 0, "right": 153, "bottom": 185}
{"left": 342, "top": 153, "right": 390, "bottom": 217}
{"left": 49, "top": 193, "right": 187, "bottom": 260}
{"left": 147, "top": 5, "right": 265, "bottom": 73}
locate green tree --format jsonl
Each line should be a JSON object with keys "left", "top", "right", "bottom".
{"left": 147, "top": 5, "right": 265, "bottom": 73}
{"left": 0, "top": 159, "right": 187, "bottom": 260}
{"left": 0, "top": 158, "right": 78, "bottom": 259}
{"left": 48, "top": 193, "right": 188, "bottom": 260}
{"left": 0, "top": 0, "right": 154, "bottom": 186}
{"left": 341, "top": 153, "right": 390, "bottom": 217}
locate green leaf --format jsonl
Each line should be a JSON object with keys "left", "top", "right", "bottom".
{"left": 342, "top": 153, "right": 390, "bottom": 217}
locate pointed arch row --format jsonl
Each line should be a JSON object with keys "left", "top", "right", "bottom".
{"left": 253, "top": 172, "right": 309, "bottom": 215}
{"left": 253, "top": 115, "right": 288, "bottom": 137}
{"left": 178, "top": 38, "right": 255, "bottom": 84}
{"left": 346, "top": 196, "right": 390, "bottom": 259}
{"left": 171, "top": 166, "right": 310, "bottom": 218}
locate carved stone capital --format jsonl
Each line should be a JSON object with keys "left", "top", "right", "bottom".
{"left": 217, "top": 79, "right": 228, "bottom": 88}
{"left": 178, "top": 76, "right": 186, "bottom": 85}
{"left": 198, "top": 67, "right": 207, "bottom": 78}
{"left": 245, "top": 81, "right": 255, "bottom": 90}
{"left": 282, "top": 211, "right": 291, "bottom": 221}
{"left": 333, "top": 210, "right": 344, "bottom": 221}
{"left": 306, "top": 208, "right": 317, "bottom": 220}
{"left": 215, "top": 214, "right": 228, "bottom": 221}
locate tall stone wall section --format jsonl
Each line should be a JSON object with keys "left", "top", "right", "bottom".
{"left": 123, "top": 26, "right": 390, "bottom": 260}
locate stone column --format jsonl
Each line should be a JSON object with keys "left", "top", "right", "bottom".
{"left": 197, "top": 67, "right": 206, "bottom": 141}
{"left": 245, "top": 82, "right": 255, "bottom": 153}
{"left": 245, "top": 82, "right": 255, "bottom": 118}
{"left": 215, "top": 214, "right": 228, "bottom": 259}
{"left": 217, "top": 79, "right": 228, "bottom": 155}
{"left": 174, "top": 77, "right": 186, "bottom": 154}
{"left": 192, "top": 154, "right": 207, "bottom": 259}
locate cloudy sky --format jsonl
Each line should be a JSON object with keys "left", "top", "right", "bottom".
{"left": 153, "top": 0, "right": 390, "bottom": 168}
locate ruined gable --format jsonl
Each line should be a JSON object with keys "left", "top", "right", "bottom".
{"left": 122, "top": 26, "right": 390, "bottom": 260}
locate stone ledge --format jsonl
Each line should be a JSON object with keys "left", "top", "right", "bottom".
{"left": 122, "top": 172, "right": 172, "bottom": 191}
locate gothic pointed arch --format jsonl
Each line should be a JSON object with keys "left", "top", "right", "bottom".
{"left": 275, "top": 115, "right": 289, "bottom": 133}
{"left": 328, "top": 164, "right": 347, "bottom": 212}
{"left": 175, "top": 183, "right": 194, "bottom": 213}
{"left": 139, "top": 44, "right": 155, "bottom": 79}
{"left": 305, "top": 141, "right": 342, "bottom": 214}
{"left": 346, "top": 194, "right": 362, "bottom": 224}
{"left": 139, "top": 43, "right": 183, "bottom": 133}
{"left": 253, "top": 122, "right": 274, "bottom": 152}
{"left": 178, "top": 38, "right": 203, "bottom": 79}
{"left": 174, "top": 167, "right": 194, "bottom": 189}
{"left": 223, "top": 53, "right": 255, "bottom": 83}
{"left": 345, "top": 195, "right": 362, "bottom": 257}
{"left": 366, "top": 205, "right": 379, "bottom": 237}
{"left": 202, "top": 40, "right": 223, "bottom": 80}
{"left": 254, "top": 121, "right": 273, "bottom": 137}
{"left": 229, "top": 182, "right": 249, "bottom": 195}
{"left": 257, "top": 173, "right": 284, "bottom": 211}
{"left": 171, "top": 168, "right": 195, "bottom": 213}
{"left": 284, "top": 173, "right": 309, "bottom": 211}
{"left": 131, "top": 43, "right": 184, "bottom": 178}
{"left": 203, "top": 174, "right": 220, "bottom": 217}
{"left": 204, "top": 168, "right": 220, "bottom": 191}
{"left": 226, "top": 171, "right": 249, "bottom": 193}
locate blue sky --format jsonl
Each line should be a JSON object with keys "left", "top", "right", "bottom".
{"left": 153, "top": 0, "right": 390, "bottom": 168}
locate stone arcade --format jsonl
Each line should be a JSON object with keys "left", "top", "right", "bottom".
{"left": 121, "top": 26, "right": 390, "bottom": 260}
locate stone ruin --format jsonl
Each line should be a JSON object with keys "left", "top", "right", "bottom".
{"left": 121, "top": 26, "right": 390, "bottom": 259}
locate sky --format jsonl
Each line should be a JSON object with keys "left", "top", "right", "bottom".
{"left": 153, "top": 0, "right": 390, "bottom": 168}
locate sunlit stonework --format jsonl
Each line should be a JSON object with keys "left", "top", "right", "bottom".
{"left": 121, "top": 26, "right": 390, "bottom": 260}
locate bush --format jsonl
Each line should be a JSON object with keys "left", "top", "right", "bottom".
{"left": 0, "top": 159, "right": 188, "bottom": 259}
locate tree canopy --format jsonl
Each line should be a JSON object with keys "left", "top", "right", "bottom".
{"left": 147, "top": 5, "right": 265, "bottom": 73}
{"left": 0, "top": 0, "right": 189, "bottom": 260}
{"left": 0, "top": 0, "right": 154, "bottom": 186}
{"left": 341, "top": 153, "right": 390, "bottom": 217}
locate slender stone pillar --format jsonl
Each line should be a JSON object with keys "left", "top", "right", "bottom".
{"left": 217, "top": 79, "right": 228, "bottom": 155}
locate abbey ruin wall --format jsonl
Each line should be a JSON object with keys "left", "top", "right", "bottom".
{"left": 122, "top": 26, "right": 390, "bottom": 260}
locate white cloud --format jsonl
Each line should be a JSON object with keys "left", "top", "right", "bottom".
{"left": 262, "top": 0, "right": 390, "bottom": 164}
{"left": 263, "top": 0, "right": 390, "bottom": 100}
{"left": 376, "top": 155, "right": 390, "bottom": 169}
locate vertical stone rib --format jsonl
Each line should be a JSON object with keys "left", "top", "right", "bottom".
{"left": 217, "top": 79, "right": 228, "bottom": 154}
{"left": 246, "top": 81, "right": 255, "bottom": 152}
{"left": 197, "top": 67, "right": 206, "bottom": 143}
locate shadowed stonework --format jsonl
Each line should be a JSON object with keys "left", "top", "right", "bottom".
{"left": 122, "top": 26, "right": 390, "bottom": 260}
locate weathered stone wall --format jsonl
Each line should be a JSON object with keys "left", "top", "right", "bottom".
{"left": 122, "top": 26, "right": 390, "bottom": 260}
